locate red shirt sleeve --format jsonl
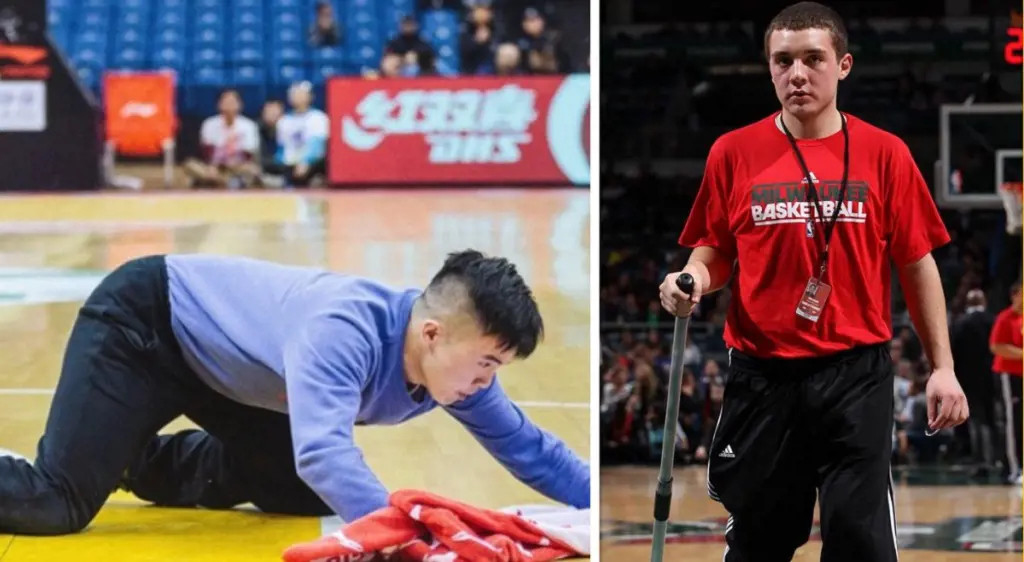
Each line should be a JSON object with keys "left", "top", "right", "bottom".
{"left": 991, "top": 311, "right": 1015, "bottom": 347}
{"left": 885, "top": 138, "right": 951, "bottom": 267}
{"left": 678, "top": 138, "right": 737, "bottom": 259}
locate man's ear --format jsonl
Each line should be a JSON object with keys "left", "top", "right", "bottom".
{"left": 420, "top": 319, "right": 442, "bottom": 350}
{"left": 838, "top": 52, "right": 853, "bottom": 81}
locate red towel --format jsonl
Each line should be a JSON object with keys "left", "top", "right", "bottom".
{"left": 282, "top": 490, "right": 588, "bottom": 562}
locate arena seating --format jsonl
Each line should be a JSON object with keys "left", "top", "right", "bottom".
{"left": 47, "top": 0, "right": 461, "bottom": 114}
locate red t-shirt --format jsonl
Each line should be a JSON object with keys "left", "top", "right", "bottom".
{"left": 679, "top": 113, "right": 950, "bottom": 359}
{"left": 990, "top": 307, "right": 1023, "bottom": 375}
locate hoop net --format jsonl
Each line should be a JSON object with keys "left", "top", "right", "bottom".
{"left": 999, "top": 182, "right": 1023, "bottom": 235}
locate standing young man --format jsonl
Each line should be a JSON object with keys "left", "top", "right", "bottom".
{"left": 658, "top": 3, "right": 968, "bottom": 561}
{"left": 990, "top": 281, "right": 1023, "bottom": 485}
{"left": 0, "top": 250, "right": 589, "bottom": 535}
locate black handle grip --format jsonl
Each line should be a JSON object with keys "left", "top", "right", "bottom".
{"left": 676, "top": 273, "right": 695, "bottom": 296}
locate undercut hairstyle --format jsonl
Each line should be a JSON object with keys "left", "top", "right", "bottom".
{"left": 764, "top": 1, "right": 849, "bottom": 61}
{"left": 422, "top": 249, "right": 544, "bottom": 359}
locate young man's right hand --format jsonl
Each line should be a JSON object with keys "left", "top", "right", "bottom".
{"left": 659, "top": 266, "right": 708, "bottom": 318}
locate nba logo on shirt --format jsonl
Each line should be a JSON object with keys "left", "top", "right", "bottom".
{"left": 806, "top": 220, "right": 814, "bottom": 238}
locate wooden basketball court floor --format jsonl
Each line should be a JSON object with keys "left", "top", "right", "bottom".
{"left": 601, "top": 466, "right": 1023, "bottom": 561}
{"left": 0, "top": 188, "right": 590, "bottom": 561}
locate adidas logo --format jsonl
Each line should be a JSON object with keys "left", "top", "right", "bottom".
{"left": 719, "top": 445, "right": 736, "bottom": 458}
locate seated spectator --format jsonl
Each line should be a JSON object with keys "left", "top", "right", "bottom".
{"left": 256, "top": 99, "right": 285, "bottom": 186}
{"left": 273, "top": 82, "right": 329, "bottom": 188}
{"left": 515, "top": 7, "right": 571, "bottom": 74}
{"left": 494, "top": 43, "right": 522, "bottom": 76}
{"left": 460, "top": 5, "right": 496, "bottom": 74}
{"left": 364, "top": 53, "right": 403, "bottom": 79}
{"left": 386, "top": 15, "right": 435, "bottom": 64}
{"left": 182, "top": 89, "right": 260, "bottom": 190}
{"left": 309, "top": 1, "right": 341, "bottom": 46}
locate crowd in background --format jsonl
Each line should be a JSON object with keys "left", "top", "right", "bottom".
{"left": 600, "top": 175, "right": 1022, "bottom": 471}
{"left": 182, "top": 1, "right": 586, "bottom": 189}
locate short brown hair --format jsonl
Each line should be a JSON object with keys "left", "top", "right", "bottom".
{"left": 764, "top": 2, "right": 848, "bottom": 61}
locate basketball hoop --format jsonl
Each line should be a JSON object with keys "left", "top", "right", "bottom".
{"left": 999, "top": 182, "right": 1023, "bottom": 235}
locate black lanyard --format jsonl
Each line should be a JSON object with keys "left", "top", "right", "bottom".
{"left": 779, "top": 111, "right": 850, "bottom": 280}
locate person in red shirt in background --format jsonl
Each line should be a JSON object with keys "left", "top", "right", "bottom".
{"left": 657, "top": 3, "right": 968, "bottom": 561}
{"left": 990, "top": 280, "right": 1023, "bottom": 485}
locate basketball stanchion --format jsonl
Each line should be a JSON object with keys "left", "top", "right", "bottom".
{"left": 650, "top": 273, "right": 695, "bottom": 562}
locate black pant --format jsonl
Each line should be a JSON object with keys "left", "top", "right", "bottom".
{"left": 961, "top": 371, "right": 997, "bottom": 467}
{"left": 997, "top": 373, "right": 1023, "bottom": 478}
{"left": 0, "top": 256, "right": 330, "bottom": 535}
{"left": 707, "top": 343, "right": 897, "bottom": 562}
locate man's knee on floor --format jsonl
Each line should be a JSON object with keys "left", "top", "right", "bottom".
{"left": 8, "top": 502, "right": 92, "bottom": 535}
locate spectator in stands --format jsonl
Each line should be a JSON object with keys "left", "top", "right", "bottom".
{"left": 695, "top": 375, "right": 724, "bottom": 463}
{"left": 460, "top": 6, "right": 496, "bottom": 75}
{"left": 951, "top": 289, "right": 997, "bottom": 471}
{"left": 904, "top": 377, "right": 953, "bottom": 462}
{"left": 257, "top": 99, "right": 285, "bottom": 184}
{"left": 892, "top": 359, "right": 914, "bottom": 464}
{"left": 515, "top": 7, "right": 571, "bottom": 74}
{"left": 386, "top": 15, "right": 435, "bottom": 67}
{"left": 494, "top": 43, "right": 522, "bottom": 76}
{"left": 182, "top": 89, "right": 260, "bottom": 190}
{"left": 309, "top": 1, "right": 340, "bottom": 47}
{"left": 363, "top": 53, "right": 403, "bottom": 79}
{"left": 273, "top": 82, "right": 329, "bottom": 188}
{"left": 677, "top": 368, "right": 702, "bottom": 461}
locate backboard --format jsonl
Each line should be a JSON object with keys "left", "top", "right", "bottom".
{"left": 938, "top": 103, "right": 1022, "bottom": 210}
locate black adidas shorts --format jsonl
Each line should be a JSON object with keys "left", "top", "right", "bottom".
{"left": 706, "top": 342, "right": 899, "bottom": 562}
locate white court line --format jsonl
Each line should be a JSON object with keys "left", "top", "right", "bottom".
{"left": 0, "top": 388, "right": 588, "bottom": 409}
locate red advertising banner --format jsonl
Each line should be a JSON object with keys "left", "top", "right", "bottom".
{"left": 326, "top": 75, "right": 590, "bottom": 186}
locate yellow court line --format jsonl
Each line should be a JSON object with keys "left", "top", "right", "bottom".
{"left": 0, "top": 193, "right": 308, "bottom": 224}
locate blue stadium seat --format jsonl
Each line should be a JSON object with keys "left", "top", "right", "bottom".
{"left": 273, "top": 45, "right": 305, "bottom": 64}
{"left": 310, "top": 62, "right": 342, "bottom": 84}
{"left": 233, "top": 10, "right": 264, "bottom": 27}
{"left": 194, "top": 28, "right": 224, "bottom": 48}
{"left": 194, "top": 0, "right": 224, "bottom": 10}
{"left": 156, "top": 12, "right": 187, "bottom": 29}
{"left": 420, "top": 9, "right": 459, "bottom": 71}
{"left": 196, "top": 12, "right": 224, "bottom": 28}
{"left": 273, "top": 27, "right": 304, "bottom": 44}
{"left": 232, "top": 46, "right": 264, "bottom": 64}
{"left": 152, "top": 47, "right": 185, "bottom": 70}
{"left": 118, "top": 10, "right": 147, "bottom": 28}
{"left": 80, "top": 11, "right": 111, "bottom": 30}
{"left": 274, "top": 12, "right": 303, "bottom": 28}
{"left": 233, "top": 66, "right": 268, "bottom": 112}
{"left": 155, "top": 28, "right": 186, "bottom": 46}
{"left": 54, "top": 0, "right": 411, "bottom": 114}
{"left": 274, "top": 64, "right": 307, "bottom": 85}
{"left": 192, "top": 67, "right": 225, "bottom": 84}
{"left": 187, "top": 66, "right": 227, "bottom": 115}
{"left": 72, "top": 47, "right": 106, "bottom": 69}
{"left": 235, "top": 28, "right": 263, "bottom": 45}
{"left": 348, "top": 44, "right": 379, "bottom": 71}
{"left": 192, "top": 47, "right": 226, "bottom": 66}
{"left": 112, "top": 47, "right": 147, "bottom": 69}
{"left": 115, "top": 28, "right": 147, "bottom": 51}
{"left": 75, "top": 65, "right": 101, "bottom": 92}
{"left": 312, "top": 46, "right": 344, "bottom": 65}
